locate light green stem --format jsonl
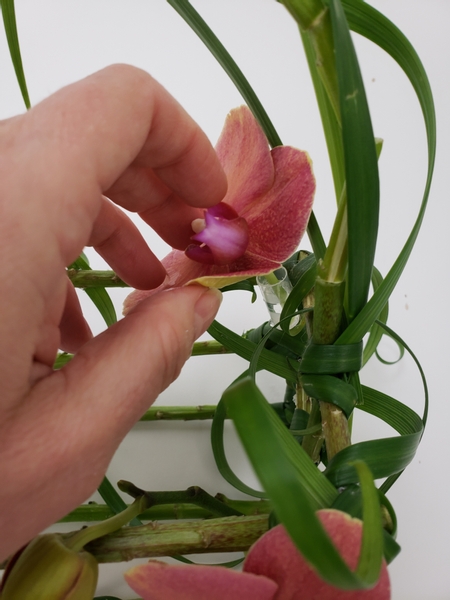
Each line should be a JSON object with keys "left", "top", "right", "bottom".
{"left": 66, "top": 496, "right": 148, "bottom": 552}
{"left": 61, "top": 497, "right": 272, "bottom": 523}
{"left": 71, "top": 514, "right": 269, "bottom": 563}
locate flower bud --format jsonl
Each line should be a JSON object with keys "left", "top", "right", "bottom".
{"left": 1, "top": 533, "right": 98, "bottom": 600}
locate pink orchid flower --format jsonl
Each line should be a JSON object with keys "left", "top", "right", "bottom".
{"left": 124, "top": 509, "right": 390, "bottom": 600}
{"left": 123, "top": 105, "right": 315, "bottom": 313}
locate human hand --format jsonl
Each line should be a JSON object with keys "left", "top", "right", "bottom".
{"left": 0, "top": 65, "right": 226, "bottom": 560}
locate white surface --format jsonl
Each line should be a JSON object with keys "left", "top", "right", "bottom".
{"left": 1, "top": 1, "right": 449, "bottom": 598}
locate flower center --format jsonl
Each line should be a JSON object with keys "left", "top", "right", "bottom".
{"left": 185, "top": 202, "right": 249, "bottom": 266}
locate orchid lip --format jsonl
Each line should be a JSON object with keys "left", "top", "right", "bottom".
{"left": 185, "top": 202, "right": 249, "bottom": 266}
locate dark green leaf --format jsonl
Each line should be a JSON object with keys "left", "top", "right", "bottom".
{"left": 224, "top": 377, "right": 384, "bottom": 589}
{"left": 337, "top": 0, "right": 436, "bottom": 343}
{"left": 329, "top": 0, "right": 379, "bottom": 322}
{"left": 1, "top": 0, "right": 30, "bottom": 108}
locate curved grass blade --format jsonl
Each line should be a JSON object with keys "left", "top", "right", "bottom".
{"left": 362, "top": 267, "right": 388, "bottom": 366}
{"left": 208, "top": 320, "right": 300, "bottom": 383}
{"left": 224, "top": 377, "right": 383, "bottom": 589}
{"left": 300, "top": 374, "right": 357, "bottom": 418}
{"left": 337, "top": 0, "right": 436, "bottom": 344}
{"left": 350, "top": 461, "right": 384, "bottom": 585}
{"left": 167, "top": 0, "right": 281, "bottom": 148}
{"left": 211, "top": 395, "right": 268, "bottom": 498}
{"left": 300, "top": 341, "right": 363, "bottom": 374}
{"left": 280, "top": 256, "right": 317, "bottom": 334}
{"left": 325, "top": 385, "right": 424, "bottom": 487}
{"left": 328, "top": 0, "right": 379, "bottom": 322}
{"left": 1, "top": 0, "right": 30, "bottom": 109}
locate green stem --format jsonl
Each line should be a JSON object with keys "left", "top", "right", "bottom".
{"left": 67, "top": 269, "right": 127, "bottom": 287}
{"left": 60, "top": 498, "right": 272, "bottom": 523}
{"left": 118, "top": 480, "right": 244, "bottom": 518}
{"left": 74, "top": 514, "right": 269, "bottom": 563}
{"left": 321, "top": 188, "right": 348, "bottom": 283}
{"left": 280, "top": 0, "right": 340, "bottom": 122}
{"left": 308, "top": 276, "right": 351, "bottom": 460}
{"left": 54, "top": 340, "right": 230, "bottom": 370}
{"left": 139, "top": 405, "right": 217, "bottom": 421}
{"left": 65, "top": 496, "right": 148, "bottom": 553}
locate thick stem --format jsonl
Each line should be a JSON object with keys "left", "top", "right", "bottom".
{"left": 65, "top": 515, "right": 269, "bottom": 563}
{"left": 280, "top": 0, "right": 340, "bottom": 121}
{"left": 312, "top": 276, "right": 351, "bottom": 459}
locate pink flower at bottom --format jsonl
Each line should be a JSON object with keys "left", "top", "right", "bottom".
{"left": 124, "top": 509, "right": 391, "bottom": 600}
{"left": 124, "top": 105, "right": 315, "bottom": 314}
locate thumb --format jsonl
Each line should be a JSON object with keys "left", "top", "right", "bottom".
{"left": 63, "top": 285, "right": 222, "bottom": 437}
{"left": 3, "top": 286, "right": 221, "bottom": 555}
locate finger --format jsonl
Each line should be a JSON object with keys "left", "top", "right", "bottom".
{"left": 1, "top": 286, "right": 222, "bottom": 556}
{"left": 89, "top": 197, "right": 166, "bottom": 289}
{"left": 14, "top": 64, "right": 227, "bottom": 268}
{"left": 59, "top": 280, "right": 93, "bottom": 353}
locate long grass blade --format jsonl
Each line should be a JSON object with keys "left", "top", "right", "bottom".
{"left": 0, "top": 0, "right": 30, "bottom": 108}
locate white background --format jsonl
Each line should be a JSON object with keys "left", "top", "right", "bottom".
{"left": 0, "top": 1, "right": 449, "bottom": 598}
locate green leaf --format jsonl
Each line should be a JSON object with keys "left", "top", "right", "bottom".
{"left": 280, "top": 255, "right": 317, "bottom": 334}
{"left": 1, "top": 0, "right": 30, "bottom": 109}
{"left": 300, "top": 341, "right": 363, "bottom": 374}
{"left": 328, "top": 0, "right": 379, "bottom": 322}
{"left": 337, "top": 0, "right": 436, "bottom": 343}
{"left": 325, "top": 385, "right": 424, "bottom": 487}
{"left": 221, "top": 279, "right": 257, "bottom": 302}
{"left": 208, "top": 320, "right": 300, "bottom": 383}
{"left": 167, "top": 0, "right": 281, "bottom": 148}
{"left": 84, "top": 288, "right": 117, "bottom": 327}
{"left": 350, "top": 461, "right": 384, "bottom": 585}
{"left": 224, "top": 377, "right": 383, "bottom": 589}
{"left": 300, "top": 374, "right": 356, "bottom": 418}
{"left": 211, "top": 394, "right": 268, "bottom": 498}
{"left": 362, "top": 267, "right": 389, "bottom": 366}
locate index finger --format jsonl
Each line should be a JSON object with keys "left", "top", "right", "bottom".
{"left": 17, "top": 64, "right": 227, "bottom": 264}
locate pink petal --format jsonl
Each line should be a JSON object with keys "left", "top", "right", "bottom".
{"left": 123, "top": 106, "right": 315, "bottom": 313}
{"left": 216, "top": 106, "right": 275, "bottom": 215}
{"left": 243, "top": 146, "right": 315, "bottom": 263}
{"left": 125, "top": 560, "right": 278, "bottom": 600}
{"left": 243, "top": 510, "right": 390, "bottom": 600}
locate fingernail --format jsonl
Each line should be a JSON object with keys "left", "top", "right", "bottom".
{"left": 193, "top": 288, "right": 223, "bottom": 339}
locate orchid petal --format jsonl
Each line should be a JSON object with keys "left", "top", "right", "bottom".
{"left": 216, "top": 106, "right": 275, "bottom": 215}
{"left": 125, "top": 560, "right": 278, "bottom": 600}
{"left": 243, "top": 511, "right": 390, "bottom": 600}
{"left": 124, "top": 105, "right": 315, "bottom": 314}
{"left": 242, "top": 146, "right": 315, "bottom": 263}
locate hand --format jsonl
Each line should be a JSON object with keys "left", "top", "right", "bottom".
{"left": 0, "top": 65, "right": 226, "bottom": 560}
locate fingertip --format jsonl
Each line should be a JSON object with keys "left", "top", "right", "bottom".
{"left": 193, "top": 288, "right": 223, "bottom": 339}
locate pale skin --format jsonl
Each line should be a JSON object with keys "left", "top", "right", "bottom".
{"left": 0, "top": 64, "right": 226, "bottom": 561}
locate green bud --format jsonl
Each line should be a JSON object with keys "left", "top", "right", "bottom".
{"left": 1, "top": 534, "right": 98, "bottom": 600}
